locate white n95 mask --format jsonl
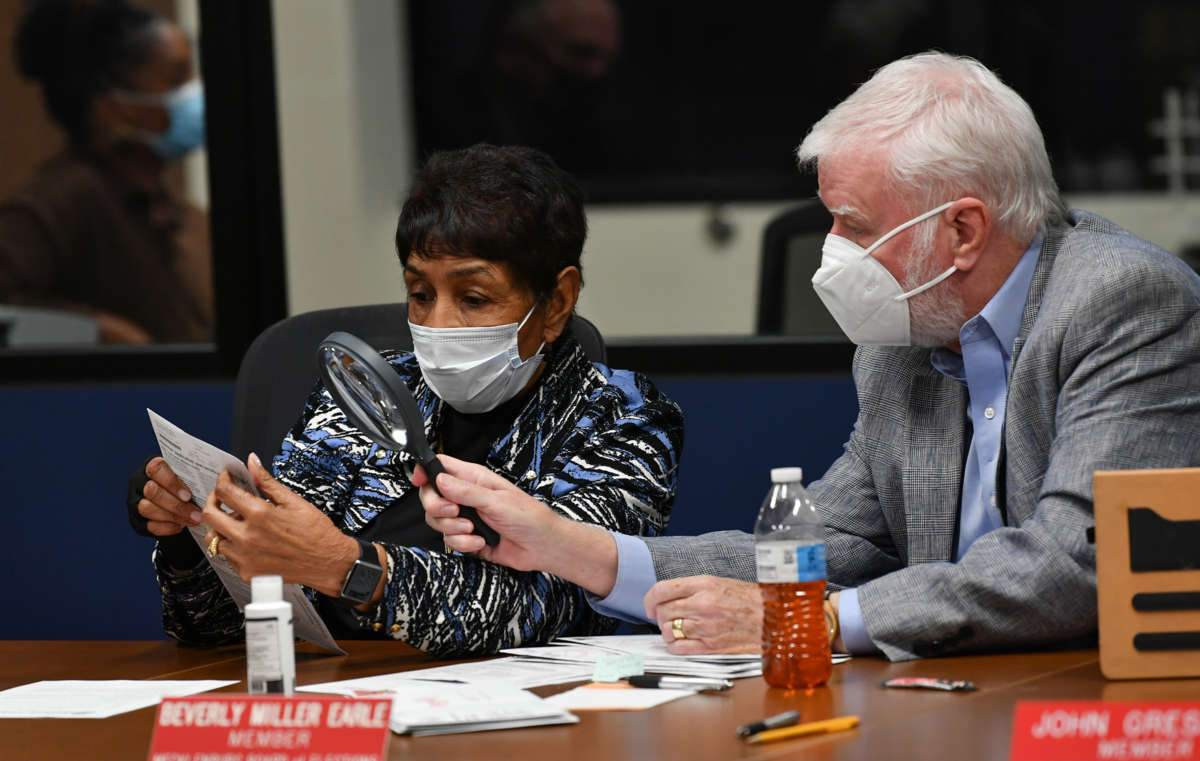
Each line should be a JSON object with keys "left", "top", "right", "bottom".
{"left": 811, "top": 201, "right": 958, "bottom": 346}
{"left": 408, "top": 305, "right": 545, "bottom": 414}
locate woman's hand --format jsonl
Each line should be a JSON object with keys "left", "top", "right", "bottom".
{"left": 416, "top": 455, "right": 620, "bottom": 596}
{"left": 138, "top": 456, "right": 202, "bottom": 536}
{"left": 416, "top": 455, "right": 563, "bottom": 570}
{"left": 201, "top": 453, "right": 359, "bottom": 597}
{"left": 643, "top": 576, "right": 763, "bottom": 655}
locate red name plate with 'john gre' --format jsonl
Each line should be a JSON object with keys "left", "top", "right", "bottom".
{"left": 147, "top": 694, "right": 392, "bottom": 761}
{"left": 1011, "top": 701, "right": 1200, "bottom": 761}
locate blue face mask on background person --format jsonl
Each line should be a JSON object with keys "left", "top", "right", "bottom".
{"left": 408, "top": 305, "right": 546, "bottom": 414}
{"left": 111, "top": 80, "right": 206, "bottom": 159}
{"left": 811, "top": 201, "right": 957, "bottom": 346}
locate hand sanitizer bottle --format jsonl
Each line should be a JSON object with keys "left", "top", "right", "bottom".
{"left": 245, "top": 575, "right": 295, "bottom": 695}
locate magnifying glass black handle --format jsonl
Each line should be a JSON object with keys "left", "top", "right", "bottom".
{"left": 422, "top": 455, "right": 501, "bottom": 547}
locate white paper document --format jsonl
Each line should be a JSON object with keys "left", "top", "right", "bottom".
{"left": 0, "top": 680, "right": 236, "bottom": 719}
{"left": 147, "top": 409, "right": 345, "bottom": 655}
{"left": 554, "top": 634, "right": 850, "bottom": 669}
{"left": 385, "top": 681, "right": 578, "bottom": 736}
{"left": 299, "top": 656, "right": 593, "bottom": 695}
{"left": 502, "top": 635, "right": 763, "bottom": 679}
{"left": 560, "top": 635, "right": 760, "bottom": 662}
{"left": 544, "top": 684, "right": 695, "bottom": 711}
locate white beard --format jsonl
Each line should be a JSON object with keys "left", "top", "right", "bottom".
{"left": 902, "top": 223, "right": 968, "bottom": 348}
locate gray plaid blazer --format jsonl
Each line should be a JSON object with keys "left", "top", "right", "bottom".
{"left": 645, "top": 210, "right": 1200, "bottom": 661}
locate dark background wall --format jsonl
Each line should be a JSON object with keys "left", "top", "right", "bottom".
{"left": 1, "top": 383, "right": 234, "bottom": 640}
{"left": 0, "top": 374, "right": 857, "bottom": 640}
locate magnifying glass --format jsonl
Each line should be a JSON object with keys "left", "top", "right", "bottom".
{"left": 316, "top": 331, "right": 500, "bottom": 546}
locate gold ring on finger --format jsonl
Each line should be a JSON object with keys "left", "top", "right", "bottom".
{"left": 207, "top": 534, "right": 222, "bottom": 558}
{"left": 672, "top": 617, "right": 686, "bottom": 640}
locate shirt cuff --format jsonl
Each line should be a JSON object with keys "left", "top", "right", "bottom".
{"left": 837, "top": 588, "right": 880, "bottom": 655}
{"left": 585, "top": 532, "right": 657, "bottom": 624}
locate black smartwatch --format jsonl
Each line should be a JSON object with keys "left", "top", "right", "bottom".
{"left": 339, "top": 539, "right": 384, "bottom": 605}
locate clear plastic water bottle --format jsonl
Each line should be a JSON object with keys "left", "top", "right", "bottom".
{"left": 754, "top": 467, "right": 832, "bottom": 689}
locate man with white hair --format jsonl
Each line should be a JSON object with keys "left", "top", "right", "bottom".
{"left": 420, "top": 51, "right": 1200, "bottom": 660}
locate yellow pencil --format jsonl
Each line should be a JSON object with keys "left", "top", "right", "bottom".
{"left": 744, "top": 715, "right": 860, "bottom": 744}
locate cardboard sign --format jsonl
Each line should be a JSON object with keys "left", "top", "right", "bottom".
{"left": 1094, "top": 468, "right": 1200, "bottom": 680}
{"left": 1010, "top": 701, "right": 1200, "bottom": 761}
{"left": 148, "top": 695, "right": 391, "bottom": 761}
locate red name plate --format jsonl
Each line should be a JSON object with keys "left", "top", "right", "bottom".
{"left": 147, "top": 694, "right": 391, "bottom": 761}
{"left": 1011, "top": 701, "right": 1200, "bottom": 761}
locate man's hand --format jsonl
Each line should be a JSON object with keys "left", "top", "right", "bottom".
{"left": 138, "top": 456, "right": 202, "bottom": 536}
{"left": 201, "top": 453, "right": 359, "bottom": 597}
{"left": 644, "top": 576, "right": 763, "bottom": 655}
{"left": 418, "top": 455, "right": 619, "bottom": 596}
{"left": 829, "top": 591, "right": 845, "bottom": 653}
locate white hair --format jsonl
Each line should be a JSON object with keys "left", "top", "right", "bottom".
{"left": 796, "top": 51, "right": 1067, "bottom": 243}
{"left": 904, "top": 219, "right": 968, "bottom": 346}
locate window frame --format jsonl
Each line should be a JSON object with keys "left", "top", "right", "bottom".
{"left": 0, "top": 0, "right": 287, "bottom": 383}
{"left": 0, "top": 0, "right": 860, "bottom": 385}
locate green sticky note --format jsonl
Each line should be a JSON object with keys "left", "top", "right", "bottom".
{"left": 592, "top": 653, "right": 644, "bottom": 683}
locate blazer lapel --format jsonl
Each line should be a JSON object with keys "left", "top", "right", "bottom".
{"left": 996, "top": 225, "right": 1065, "bottom": 526}
{"left": 1010, "top": 227, "right": 1062, "bottom": 365}
{"left": 903, "top": 358, "right": 970, "bottom": 564}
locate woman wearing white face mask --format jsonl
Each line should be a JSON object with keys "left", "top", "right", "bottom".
{"left": 135, "top": 144, "right": 685, "bottom": 656}
{"left": 0, "top": 0, "right": 211, "bottom": 343}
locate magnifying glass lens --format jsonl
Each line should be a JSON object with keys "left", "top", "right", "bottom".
{"left": 316, "top": 332, "right": 500, "bottom": 546}
{"left": 321, "top": 348, "right": 407, "bottom": 444}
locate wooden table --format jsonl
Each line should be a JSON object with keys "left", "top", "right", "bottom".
{"left": 3, "top": 641, "right": 1200, "bottom": 761}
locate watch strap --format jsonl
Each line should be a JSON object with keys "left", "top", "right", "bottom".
{"left": 338, "top": 538, "right": 384, "bottom": 605}
{"left": 354, "top": 537, "right": 378, "bottom": 566}
{"left": 824, "top": 599, "right": 839, "bottom": 647}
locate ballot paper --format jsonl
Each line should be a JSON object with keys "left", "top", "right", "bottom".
{"left": 298, "top": 656, "right": 594, "bottom": 694}
{"left": 0, "top": 680, "right": 236, "bottom": 719}
{"left": 385, "top": 682, "right": 578, "bottom": 736}
{"left": 147, "top": 409, "right": 345, "bottom": 655}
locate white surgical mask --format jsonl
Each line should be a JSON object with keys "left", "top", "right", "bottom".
{"left": 811, "top": 201, "right": 958, "bottom": 345}
{"left": 408, "top": 305, "right": 545, "bottom": 414}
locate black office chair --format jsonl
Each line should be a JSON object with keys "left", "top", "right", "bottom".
{"left": 230, "top": 302, "right": 607, "bottom": 460}
{"left": 756, "top": 202, "right": 843, "bottom": 338}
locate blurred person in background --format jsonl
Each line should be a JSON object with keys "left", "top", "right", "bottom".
{"left": 0, "top": 0, "right": 211, "bottom": 343}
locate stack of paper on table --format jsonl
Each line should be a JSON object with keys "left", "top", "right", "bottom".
{"left": 503, "top": 635, "right": 850, "bottom": 679}
{"left": 298, "top": 633, "right": 851, "bottom": 735}
{"left": 382, "top": 681, "right": 577, "bottom": 735}
{"left": 299, "top": 657, "right": 594, "bottom": 694}
{"left": 502, "top": 634, "right": 764, "bottom": 679}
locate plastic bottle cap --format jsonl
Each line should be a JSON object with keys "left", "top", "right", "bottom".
{"left": 251, "top": 575, "right": 283, "bottom": 603}
{"left": 770, "top": 467, "right": 803, "bottom": 483}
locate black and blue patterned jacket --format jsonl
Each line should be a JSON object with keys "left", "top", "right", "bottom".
{"left": 155, "top": 334, "right": 684, "bottom": 656}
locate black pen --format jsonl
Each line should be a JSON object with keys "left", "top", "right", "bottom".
{"left": 736, "top": 710, "right": 801, "bottom": 738}
{"left": 626, "top": 675, "right": 734, "bottom": 691}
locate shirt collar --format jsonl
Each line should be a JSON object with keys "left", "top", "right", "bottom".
{"left": 975, "top": 232, "right": 1043, "bottom": 360}
{"left": 930, "top": 232, "right": 1043, "bottom": 377}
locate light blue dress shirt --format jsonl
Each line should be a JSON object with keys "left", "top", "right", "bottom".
{"left": 838, "top": 234, "right": 1043, "bottom": 653}
{"left": 588, "top": 531, "right": 658, "bottom": 623}
{"left": 588, "top": 236, "right": 1046, "bottom": 640}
